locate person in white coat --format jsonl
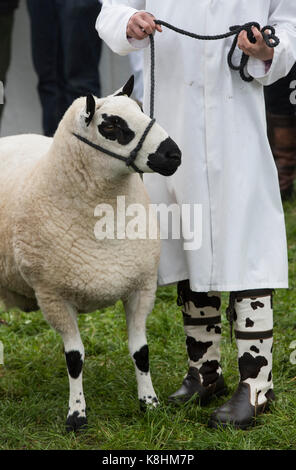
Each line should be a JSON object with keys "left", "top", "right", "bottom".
{"left": 128, "top": 49, "right": 144, "bottom": 104}
{"left": 97, "top": 0, "right": 296, "bottom": 429}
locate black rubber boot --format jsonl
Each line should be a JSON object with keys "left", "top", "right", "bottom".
{"left": 168, "top": 366, "right": 228, "bottom": 405}
{"left": 170, "top": 281, "right": 227, "bottom": 405}
{"left": 209, "top": 289, "right": 275, "bottom": 429}
{"left": 208, "top": 382, "right": 275, "bottom": 429}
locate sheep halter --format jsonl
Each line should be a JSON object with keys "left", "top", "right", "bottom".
{"left": 72, "top": 117, "right": 156, "bottom": 174}
{"left": 148, "top": 20, "right": 280, "bottom": 118}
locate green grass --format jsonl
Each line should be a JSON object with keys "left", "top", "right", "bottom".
{"left": 1, "top": 198, "right": 296, "bottom": 450}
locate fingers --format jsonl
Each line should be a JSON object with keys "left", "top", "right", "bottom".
{"left": 237, "top": 31, "right": 250, "bottom": 55}
{"left": 237, "top": 28, "right": 263, "bottom": 56}
{"left": 237, "top": 27, "right": 274, "bottom": 60}
{"left": 127, "top": 14, "right": 148, "bottom": 40}
{"left": 252, "top": 26, "right": 263, "bottom": 43}
{"left": 145, "top": 13, "right": 163, "bottom": 33}
{"left": 137, "top": 18, "right": 155, "bottom": 35}
{"left": 147, "top": 14, "right": 162, "bottom": 33}
{"left": 127, "top": 12, "right": 162, "bottom": 40}
{"left": 128, "top": 24, "right": 149, "bottom": 40}
{"left": 263, "top": 29, "right": 276, "bottom": 47}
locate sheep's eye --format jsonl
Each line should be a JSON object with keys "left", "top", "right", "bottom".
{"left": 104, "top": 124, "right": 115, "bottom": 131}
{"left": 98, "top": 114, "right": 135, "bottom": 145}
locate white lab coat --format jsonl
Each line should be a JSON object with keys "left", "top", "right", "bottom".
{"left": 97, "top": 0, "right": 296, "bottom": 292}
{"left": 128, "top": 50, "right": 144, "bottom": 103}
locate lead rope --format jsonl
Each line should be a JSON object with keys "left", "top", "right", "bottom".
{"left": 149, "top": 20, "right": 280, "bottom": 118}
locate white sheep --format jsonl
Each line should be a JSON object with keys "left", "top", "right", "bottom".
{"left": 0, "top": 77, "right": 181, "bottom": 432}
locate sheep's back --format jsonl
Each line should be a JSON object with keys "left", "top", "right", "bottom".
{"left": 0, "top": 134, "right": 52, "bottom": 189}
{"left": 0, "top": 135, "right": 52, "bottom": 293}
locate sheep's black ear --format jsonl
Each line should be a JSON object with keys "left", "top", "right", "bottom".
{"left": 85, "top": 94, "right": 96, "bottom": 126}
{"left": 115, "top": 75, "right": 134, "bottom": 97}
{"left": 122, "top": 75, "right": 134, "bottom": 96}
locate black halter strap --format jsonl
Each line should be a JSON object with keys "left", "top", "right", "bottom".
{"left": 72, "top": 118, "right": 156, "bottom": 174}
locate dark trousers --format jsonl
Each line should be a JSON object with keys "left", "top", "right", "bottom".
{"left": 27, "top": 0, "right": 102, "bottom": 137}
{"left": 264, "top": 63, "right": 296, "bottom": 199}
{"left": 264, "top": 62, "right": 296, "bottom": 116}
{"left": 0, "top": 11, "right": 14, "bottom": 128}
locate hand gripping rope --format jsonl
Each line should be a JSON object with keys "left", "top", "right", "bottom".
{"left": 148, "top": 20, "right": 280, "bottom": 118}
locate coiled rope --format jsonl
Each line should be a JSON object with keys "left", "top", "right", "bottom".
{"left": 149, "top": 20, "right": 280, "bottom": 118}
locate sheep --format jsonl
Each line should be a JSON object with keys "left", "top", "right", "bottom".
{"left": 0, "top": 76, "right": 181, "bottom": 432}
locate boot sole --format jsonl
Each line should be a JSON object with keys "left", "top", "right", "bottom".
{"left": 208, "top": 418, "right": 252, "bottom": 430}
{"left": 168, "top": 386, "right": 229, "bottom": 407}
{"left": 208, "top": 401, "right": 273, "bottom": 430}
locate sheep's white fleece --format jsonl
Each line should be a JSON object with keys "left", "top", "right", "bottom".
{"left": 0, "top": 98, "right": 160, "bottom": 325}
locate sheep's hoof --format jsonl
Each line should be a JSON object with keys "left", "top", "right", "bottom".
{"left": 66, "top": 411, "right": 88, "bottom": 433}
{"left": 139, "top": 396, "right": 159, "bottom": 412}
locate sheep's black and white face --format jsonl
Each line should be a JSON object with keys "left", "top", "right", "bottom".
{"left": 73, "top": 76, "right": 181, "bottom": 177}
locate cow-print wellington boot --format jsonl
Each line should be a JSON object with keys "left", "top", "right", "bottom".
{"left": 168, "top": 280, "right": 228, "bottom": 405}
{"left": 209, "top": 289, "right": 276, "bottom": 429}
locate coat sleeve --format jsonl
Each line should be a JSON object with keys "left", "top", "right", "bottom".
{"left": 96, "top": 0, "right": 151, "bottom": 56}
{"left": 247, "top": 0, "right": 296, "bottom": 85}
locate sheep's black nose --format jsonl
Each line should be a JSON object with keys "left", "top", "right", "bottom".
{"left": 159, "top": 137, "right": 182, "bottom": 163}
{"left": 147, "top": 137, "right": 182, "bottom": 176}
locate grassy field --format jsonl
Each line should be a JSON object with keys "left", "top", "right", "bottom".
{"left": 0, "top": 199, "right": 296, "bottom": 450}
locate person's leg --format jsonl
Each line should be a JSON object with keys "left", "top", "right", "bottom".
{"left": 27, "top": 0, "right": 59, "bottom": 136}
{"left": 265, "top": 64, "right": 296, "bottom": 200}
{"left": 0, "top": 11, "right": 15, "bottom": 128}
{"left": 56, "top": 0, "right": 102, "bottom": 120}
{"left": 266, "top": 112, "right": 296, "bottom": 200}
{"left": 169, "top": 280, "right": 227, "bottom": 404}
{"left": 209, "top": 289, "right": 275, "bottom": 429}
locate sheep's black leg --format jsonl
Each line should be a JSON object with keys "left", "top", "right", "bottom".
{"left": 64, "top": 339, "right": 87, "bottom": 432}
{"left": 124, "top": 289, "right": 159, "bottom": 409}
{"left": 35, "top": 294, "right": 87, "bottom": 432}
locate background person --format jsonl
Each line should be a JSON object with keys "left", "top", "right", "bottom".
{"left": 27, "top": 0, "right": 103, "bottom": 137}
{"left": 265, "top": 63, "right": 296, "bottom": 200}
{"left": 0, "top": 0, "right": 19, "bottom": 130}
